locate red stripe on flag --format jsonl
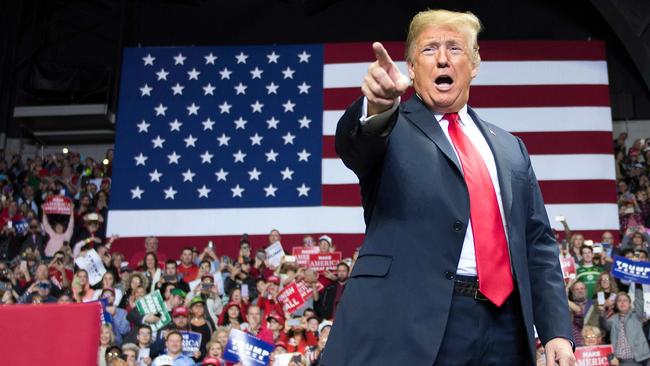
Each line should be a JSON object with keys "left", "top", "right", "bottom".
{"left": 323, "top": 132, "right": 614, "bottom": 158}
{"left": 324, "top": 41, "right": 605, "bottom": 63}
{"left": 0, "top": 303, "right": 101, "bottom": 366}
{"left": 322, "top": 180, "right": 616, "bottom": 206}
{"left": 112, "top": 233, "right": 367, "bottom": 261}
{"left": 324, "top": 85, "right": 610, "bottom": 110}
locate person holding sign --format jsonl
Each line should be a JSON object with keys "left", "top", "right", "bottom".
{"left": 42, "top": 203, "right": 74, "bottom": 257}
{"left": 323, "top": 9, "right": 574, "bottom": 366}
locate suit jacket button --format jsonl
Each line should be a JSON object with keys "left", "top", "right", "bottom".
{"left": 445, "top": 271, "right": 455, "bottom": 280}
{"left": 453, "top": 221, "right": 463, "bottom": 232}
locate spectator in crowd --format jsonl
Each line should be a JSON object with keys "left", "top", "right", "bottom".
{"left": 159, "top": 260, "right": 190, "bottom": 293}
{"left": 42, "top": 205, "right": 74, "bottom": 257}
{"left": 268, "top": 229, "right": 281, "bottom": 246}
{"left": 101, "top": 288, "right": 131, "bottom": 345}
{"left": 218, "top": 302, "right": 245, "bottom": 329}
{"left": 131, "top": 236, "right": 168, "bottom": 268}
{"left": 317, "top": 236, "right": 332, "bottom": 254}
{"left": 19, "top": 218, "right": 46, "bottom": 257}
{"left": 152, "top": 330, "right": 196, "bottom": 366}
{"left": 72, "top": 268, "right": 95, "bottom": 302}
{"left": 315, "top": 262, "right": 349, "bottom": 320}
{"left": 188, "top": 296, "right": 214, "bottom": 359}
{"left": 581, "top": 325, "right": 604, "bottom": 347}
{"left": 306, "top": 323, "right": 331, "bottom": 365}
{"left": 568, "top": 280, "right": 599, "bottom": 346}
{"left": 177, "top": 248, "right": 199, "bottom": 283}
{"left": 100, "top": 324, "right": 116, "bottom": 366}
{"left": 134, "top": 324, "right": 154, "bottom": 364}
{"left": 224, "top": 258, "right": 256, "bottom": 301}
{"left": 241, "top": 304, "right": 274, "bottom": 343}
{"left": 576, "top": 245, "right": 604, "bottom": 299}
{"left": 599, "top": 292, "right": 650, "bottom": 365}
{"left": 121, "top": 343, "right": 139, "bottom": 366}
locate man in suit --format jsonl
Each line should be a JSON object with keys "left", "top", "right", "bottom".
{"left": 321, "top": 9, "right": 575, "bottom": 366}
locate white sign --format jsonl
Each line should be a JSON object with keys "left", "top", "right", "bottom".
{"left": 265, "top": 241, "right": 285, "bottom": 268}
{"left": 74, "top": 249, "right": 106, "bottom": 286}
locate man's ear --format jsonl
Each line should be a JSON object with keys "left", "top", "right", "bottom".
{"left": 407, "top": 60, "right": 415, "bottom": 81}
{"left": 471, "top": 62, "right": 479, "bottom": 79}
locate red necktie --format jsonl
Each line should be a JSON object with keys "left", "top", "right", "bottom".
{"left": 444, "top": 112, "right": 513, "bottom": 306}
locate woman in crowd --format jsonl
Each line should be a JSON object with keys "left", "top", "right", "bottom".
{"left": 72, "top": 269, "right": 95, "bottom": 302}
{"left": 219, "top": 302, "right": 245, "bottom": 329}
{"left": 189, "top": 296, "right": 214, "bottom": 359}
{"left": 203, "top": 340, "right": 226, "bottom": 366}
{"left": 599, "top": 292, "right": 650, "bottom": 366}
{"left": 42, "top": 205, "right": 74, "bottom": 257}
{"left": 141, "top": 252, "right": 161, "bottom": 293}
{"left": 99, "top": 324, "right": 115, "bottom": 366}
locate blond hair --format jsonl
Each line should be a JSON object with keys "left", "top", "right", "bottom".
{"left": 405, "top": 9, "right": 482, "bottom": 65}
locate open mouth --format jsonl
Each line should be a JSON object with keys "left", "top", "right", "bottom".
{"left": 435, "top": 75, "right": 454, "bottom": 86}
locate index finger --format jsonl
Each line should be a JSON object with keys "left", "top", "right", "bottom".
{"left": 373, "top": 42, "right": 393, "bottom": 69}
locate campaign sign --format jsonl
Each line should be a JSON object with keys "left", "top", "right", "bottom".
{"left": 560, "top": 257, "right": 577, "bottom": 284}
{"left": 277, "top": 282, "right": 305, "bottom": 314}
{"left": 13, "top": 219, "right": 29, "bottom": 236}
{"left": 135, "top": 290, "right": 171, "bottom": 332}
{"left": 612, "top": 255, "right": 650, "bottom": 284}
{"left": 574, "top": 345, "right": 612, "bottom": 366}
{"left": 180, "top": 331, "right": 202, "bottom": 357}
{"left": 265, "top": 241, "right": 285, "bottom": 268}
{"left": 43, "top": 196, "right": 73, "bottom": 215}
{"left": 308, "top": 252, "right": 342, "bottom": 272}
{"left": 74, "top": 249, "right": 106, "bottom": 286}
{"left": 223, "top": 329, "right": 274, "bottom": 366}
{"left": 292, "top": 246, "right": 320, "bottom": 267}
{"left": 296, "top": 281, "right": 323, "bottom": 300}
{"left": 97, "top": 297, "right": 113, "bottom": 325}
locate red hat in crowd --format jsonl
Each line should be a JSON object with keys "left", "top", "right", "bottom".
{"left": 266, "top": 275, "right": 280, "bottom": 285}
{"left": 274, "top": 340, "right": 287, "bottom": 350}
{"left": 266, "top": 311, "right": 284, "bottom": 325}
{"left": 202, "top": 357, "right": 222, "bottom": 366}
{"left": 172, "top": 306, "right": 189, "bottom": 317}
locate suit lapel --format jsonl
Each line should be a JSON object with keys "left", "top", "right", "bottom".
{"left": 402, "top": 97, "right": 462, "bottom": 173}
{"left": 467, "top": 107, "right": 514, "bottom": 225}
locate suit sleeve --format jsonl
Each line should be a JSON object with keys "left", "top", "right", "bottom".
{"left": 518, "top": 138, "right": 574, "bottom": 348}
{"left": 335, "top": 97, "right": 398, "bottom": 184}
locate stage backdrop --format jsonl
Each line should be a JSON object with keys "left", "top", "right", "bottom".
{"left": 107, "top": 41, "right": 617, "bottom": 260}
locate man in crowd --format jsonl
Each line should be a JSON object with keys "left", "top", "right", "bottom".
{"left": 576, "top": 245, "right": 604, "bottom": 299}
{"left": 177, "top": 248, "right": 199, "bottom": 283}
{"left": 130, "top": 236, "right": 168, "bottom": 268}
{"left": 567, "top": 281, "right": 598, "bottom": 346}
{"left": 152, "top": 331, "right": 195, "bottom": 366}
{"left": 242, "top": 304, "right": 274, "bottom": 343}
{"left": 159, "top": 260, "right": 190, "bottom": 293}
{"left": 316, "top": 262, "right": 349, "bottom": 320}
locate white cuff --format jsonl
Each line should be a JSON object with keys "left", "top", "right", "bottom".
{"left": 360, "top": 96, "right": 400, "bottom": 126}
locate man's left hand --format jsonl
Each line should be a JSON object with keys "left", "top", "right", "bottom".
{"left": 545, "top": 338, "right": 575, "bottom": 366}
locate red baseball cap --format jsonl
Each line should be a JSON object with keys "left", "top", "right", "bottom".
{"left": 266, "top": 311, "right": 284, "bottom": 325}
{"left": 202, "top": 357, "right": 222, "bottom": 366}
{"left": 267, "top": 275, "right": 280, "bottom": 285}
{"left": 172, "top": 306, "right": 189, "bottom": 317}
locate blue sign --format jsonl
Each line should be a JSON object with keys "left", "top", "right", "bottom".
{"left": 14, "top": 219, "right": 29, "bottom": 236}
{"left": 612, "top": 255, "right": 650, "bottom": 284}
{"left": 97, "top": 297, "right": 113, "bottom": 325}
{"left": 180, "top": 331, "right": 202, "bottom": 357}
{"left": 223, "top": 329, "right": 274, "bottom": 366}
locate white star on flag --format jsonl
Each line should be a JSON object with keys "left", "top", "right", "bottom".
{"left": 187, "top": 68, "right": 201, "bottom": 80}
{"left": 233, "top": 150, "right": 246, "bottom": 163}
{"left": 219, "top": 67, "right": 232, "bottom": 79}
{"left": 231, "top": 184, "right": 245, "bottom": 197}
{"left": 219, "top": 101, "right": 232, "bottom": 114}
{"left": 267, "top": 51, "right": 280, "bottom": 63}
{"left": 234, "top": 82, "right": 247, "bottom": 95}
{"left": 235, "top": 52, "right": 248, "bottom": 64}
{"left": 182, "top": 169, "right": 196, "bottom": 182}
{"left": 282, "top": 67, "right": 295, "bottom": 79}
{"left": 164, "top": 186, "right": 178, "bottom": 199}
{"left": 137, "top": 120, "right": 150, "bottom": 133}
{"left": 203, "top": 83, "right": 216, "bottom": 95}
{"left": 152, "top": 136, "right": 165, "bottom": 149}
{"left": 142, "top": 54, "right": 155, "bottom": 66}
{"left": 298, "top": 116, "right": 311, "bottom": 128}
{"left": 167, "top": 151, "right": 181, "bottom": 164}
{"left": 217, "top": 133, "right": 230, "bottom": 146}
{"left": 264, "top": 184, "right": 278, "bottom": 197}
{"left": 250, "top": 67, "right": 263, "bottom": 79}
{"left": 186, "top": 103, "right": 200, "bottom": 115}
{"left": 154, "top": 103, "right": 167, "bottom": 116}
{"left": 297, "top": 183, "right": 310, "bottom": 197}
{"left": 265, "top": 149, "right": 279, "bottom": 162}
{"left": 156, "top": 68, "right": 169, "bottom": 80}
{"left": 250, "top": 133, "right": 263, "bottom": 146}
{"left": 197, "top": 185, "right": 211, "bottom": 198}
{"left": 171, "top": 83, "right": 184, "bottom": 95}
{"left": 202, "top": 118, "right": 215, "bottom": 130}
{"left": 297, "top": 50, "right": 311, "bottom": 63}
{"left": 131, "top": 186, "right": 144, "bottom": 199}
{"left": 169, "top": 119, "right": 182, "bottom": 132}
{"left": 248, "top": 168, "right": 262, "bottom": 181}
{"left": 297, "top": 149, "right": 311, "bottom": 162}
{"left": 266, "top": 82, "right": 279, "bottom": 95}
{"left": 134, "top": 153, "right": 148, "bottom": 166}
{"left": 281, "top": 167, "right": 294, "bottom": 180}
{"left": 266, "top": 117, "right": 279, "bottom": 129}
{"left": 282, "top": 100, "right": 296, "bottom": 112}
{"left": 149, "top": 169, "right": 162, "bottom": 182}
{"left": 184, "top": 135, "right": 197, "bottom": 147}
{"left": 200, "top": 150, "right": 214, "bottom": 164}
{"left": 204, "top": 53, "right": 217, "bottom": 64}
{"left": 297, "top": 82, "right": 311, "bottom": 94}
{"left": 251, "top": 100, "right": 264, "bottom": 113}
{"left": 140, "top": 84, "right": 153, "bottom": 96}
{"left": 234, "top": 117, "right": 247, "bottom": 130}
{"left": 215, "top": 168, "right": 229, "bottom": 181}
{"left": 282, "top": 132, "right": 296, "bottom": 145}
{"left": 173, "top": 53, "right": 186, "bottom": 65}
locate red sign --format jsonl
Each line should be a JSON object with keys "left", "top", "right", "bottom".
{"left": 560, "top": 256, "right": 577, "bottom": 284}
{"left": 574, "top": 345, "right": 613, "bottom": 366}
{"left": 43, "top": 196, "right": 73, "bottom": 215}
{"left": 292, "top": 246, "right": 320, "bottom": 267}
{"left": 296, "top": 280, "right": 324, "bottom": 299}
{"left": 276, "top": 282, "right": 306, "bottom": 314}
{"left": 308, "top": 252, "right": 342, "bottom": 272}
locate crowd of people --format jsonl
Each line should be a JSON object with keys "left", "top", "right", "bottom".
{"left": 0, "top": 132, "right": 649, "bottom": 365}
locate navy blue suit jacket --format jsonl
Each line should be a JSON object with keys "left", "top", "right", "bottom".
{"left": 321, "top": 96, "right": 573, "bottom": 365}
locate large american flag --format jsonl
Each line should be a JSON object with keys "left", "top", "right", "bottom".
{"left": 108, "top": 41, "right": 618, "bottom": 259}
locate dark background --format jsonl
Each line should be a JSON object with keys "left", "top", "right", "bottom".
{"left": 1, "top": 0, "right": 649, "bottom": 145}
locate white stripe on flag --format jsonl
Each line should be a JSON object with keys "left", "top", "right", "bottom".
{"left": 323, "top": 61, "right": 609, "bottom": 88}
{"left": 322, "top": 154, "right": 616, "bottom": 185}
{"left": 322, "top": 107, "right": 613, "bottom": 136}
{"left": 107, "top": 203, "right": 618, "bottom": 237}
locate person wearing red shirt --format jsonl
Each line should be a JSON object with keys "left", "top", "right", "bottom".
{"left": 258, "top": 275, "right": 284, "bottom": 318}
{"left": 129, "top": 236, "right": 168, "bottom": 268}
{"left": 177, "top": 247, "right": 199, "bottom": 282}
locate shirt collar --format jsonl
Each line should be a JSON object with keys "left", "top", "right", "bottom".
{"left": 434, "top": 104, "right": 469, "bottom": 126}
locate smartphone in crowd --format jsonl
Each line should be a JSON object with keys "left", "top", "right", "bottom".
{"left": 163, "top": 274, "right": 176, "bottom": 282}
{"left": 287, "top": 318, "right": 301, "bottom": 327}
{"left": 201, "top": 283, "right": 212, "bottom": 291}
{"left": 241, "top": 284, "right": 249, "bottom": 298}
{"left": 597, "top": 291, "right": 606, "bottom": 306}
